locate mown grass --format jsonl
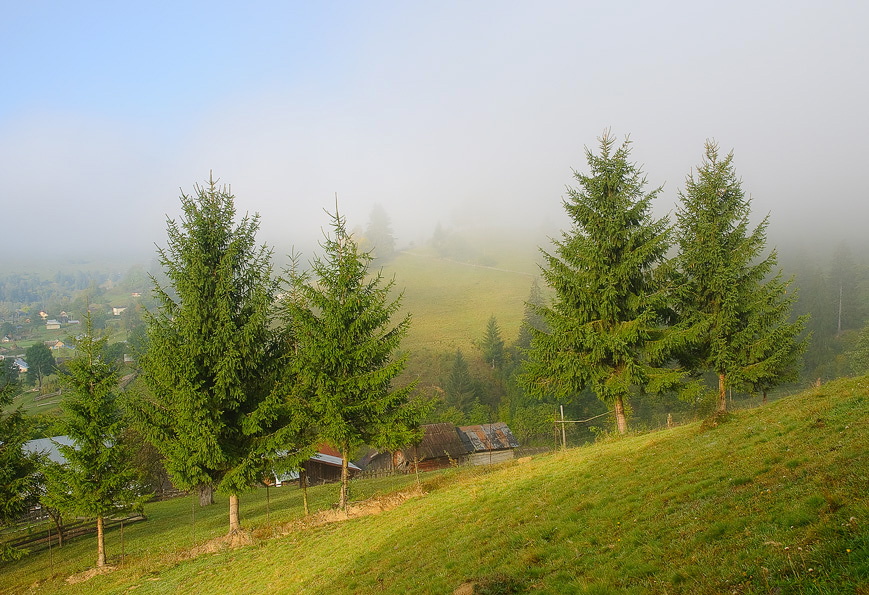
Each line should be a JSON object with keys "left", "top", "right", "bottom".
{"left": 3, "top": 376, "right": 867, "bottom": 594}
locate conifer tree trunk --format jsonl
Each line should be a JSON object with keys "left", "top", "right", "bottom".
{"left": 718, "top": 373, "right": 727, "bottom": 413}
{"left": 340, "top": 444, "right": 350, "bottom": 511}
{"left": 614, "top": 396, "right": 628, "bottom": 435}
{"left": 96, "top": 515, "right": 106, "bottom": 567}
{"left": 229, "top": 494, "right": 240, "bottom": 534}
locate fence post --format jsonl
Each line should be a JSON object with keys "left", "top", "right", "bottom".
{"left": 560, "top": 405, "right": 567, "bottom": 450}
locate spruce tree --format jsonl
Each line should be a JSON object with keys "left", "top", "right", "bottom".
{"left": 135, "top": 176, "right": 281, "bottom": 533}
{"left": 521, "top": 132, "right": 678, "bottom": 434}
{"left": 515, "top": 278, "right": 547, "bottom": 351}
{"left": 364, "top": 203, "right": 397, "bottom": 262}
{"left": 41, "top": 314, "right": 143, "bottom": 568}
{"left": 734, "top": 271, "right": 808, "bottom": 402}
{"left": 673, "top": 141, "right": 803, "bottom": 412}
{"left": 481, "top": 315, "right": 505, "bottom": 369}
{"left": 0, "top": 359, "right": 41, "bottom": 561}
{"left": 284, "top": 207, "right": 425, "bottom": 510}
{"left": 445, "top": 348, "right": 476, "bottom": 411}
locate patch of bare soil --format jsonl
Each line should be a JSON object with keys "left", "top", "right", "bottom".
{"left": 180, "top": 486, "right": 423, "bottom": 560}
{"left": 188, "top": 530, "right": 253, "bottom": 556}
{"left": 66, "top": 565, "right": 115, "bottom": 585}
{"left": 275, "top": 485, "right": 423, "bottom": 537}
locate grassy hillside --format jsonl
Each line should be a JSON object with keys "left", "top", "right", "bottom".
{"left": 379, "top": 233, "right": 548, "bottom": 389}
{"left": 2, "top": 376, "right": 866, "bottom": 594}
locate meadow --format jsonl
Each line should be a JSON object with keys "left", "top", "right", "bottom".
{"left": 2, "top": 375, "right": 866, "bottom": 594}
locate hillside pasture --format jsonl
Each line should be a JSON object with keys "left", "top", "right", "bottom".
{"left": 2, "top": 376, "right": 866, "bottom": 594}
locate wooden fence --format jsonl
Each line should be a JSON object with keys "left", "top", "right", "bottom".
{"left": 4, "top": 514, "right": 146, "bottom": 554}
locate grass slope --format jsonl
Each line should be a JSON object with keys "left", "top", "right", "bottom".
{"left": 379, "top": 240, "right": 545, "bottom": 388}
{"left": 3, "top": 378, "right": 867, "bottom": 594}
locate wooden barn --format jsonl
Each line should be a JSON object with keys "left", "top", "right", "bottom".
{"left": 458, "top": 422, "right": 521, "bottom": 466}
{"left": 273, "top": 443, "right": 361, "bottom": 487}
{"left": 362, "top": 422, "right": 520, "bottom": 473}
{"left": 364, "top": 423, "right": 470, "bottom": 474}
{"left": 302, "top": 444, "right": 361, "bottom": 486}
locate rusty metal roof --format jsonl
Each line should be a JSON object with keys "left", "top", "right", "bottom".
{"left": 414, "top": 423, "right": 468, "bottom": 459}
{"left": 457, "top": 423, "right": 520, "bottom": 452}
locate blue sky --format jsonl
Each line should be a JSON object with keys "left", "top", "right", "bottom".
{"left": 2, "top": 1, "right": 867, "bottom": 260}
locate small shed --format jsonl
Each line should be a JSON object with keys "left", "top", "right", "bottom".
{"left": 458, "top": 423, "right": 520, "bottom": 466}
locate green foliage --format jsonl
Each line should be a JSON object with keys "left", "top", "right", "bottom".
{"left": 134, "top": 177, "right": 281, "bottom": 501}
{"left": 673, "top": 141, "right": 805, "bottom": 409}
{"left": 515, "top": 277, "right": 547, "bottom": 351}
{"left": 24, "top": 343, "right": 55, "bottom": 388}
{"left": 283, "top": 207, "right": 427, "bottom": 507}
{"left": 480, "top": 315, "right": 505, "bottom": 369}
{"left": 101, "top": 341, "right": 126, "bottom": 366}
{"left": 522, "top": 131, "right": 679, "bottom": 433}
{"left": 734, "top": 271, "right": 809, "bottom": 398}
{"left": 40, "top": 314, "right": 145, "bottom": 566}
{"left": 0, "top": 358, "right": 41, "bottom": 533}
{"left": 848, "top": 322, "right": 869, "bottom": 375}
{"left": 444, "top": 348, "right": 476, "bottom": 411}
{"left": 509, "top": 402, "right": 554, "bottom": 445}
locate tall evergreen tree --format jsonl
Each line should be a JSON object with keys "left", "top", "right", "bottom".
{"left": 41, "top": 314, "right": 143, "bottom": 568}
{"left": 444, "top": 348, "right": 476, "bottom": 411}
{"left": 673, "top": 141, "right": 800, "bottom": 412}
{"left": 364, "top": 203, "right": 397, "bottom": 262}
{"left": 284, "top": 207, "right": 425, "bottom": 510}
{"left": 521, "top": 132, "right": 678, "bottom": 434}
{"left": 0, "top": 359, "right": 41, "bottom": 561}
{"left": 515, "top": 278, "right": 547, "bottom": 351}
{"left": 134, "top": 176, "right": 281, "bottom": 533}
{"left": 480, "top": 315, "right": 505, "bottom": 369}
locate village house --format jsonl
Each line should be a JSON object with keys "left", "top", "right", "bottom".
{"left": 362, "top": 422, "right": 521, "bottom": 474}
{"left": 272, "top": 443, "right": 361, "bottom": 487}
{"left": 458, "top": 422, "right": 521, "bottom": 466}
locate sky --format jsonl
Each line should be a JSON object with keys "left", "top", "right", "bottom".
{"left": 2, "top": 1, "right": 867, "bottom": 263}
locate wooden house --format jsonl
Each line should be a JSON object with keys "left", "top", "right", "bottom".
{"left": 303, "top": 443, "right": 361, "bottom": 486}
{"left": 364, "top": 423, "right": 470, "bottom": 473}
{"left": 273, "top": 444, "right": 361, "bottom": 487}
{"left": 363, "top": 422, "right": 519, "bottom": 473}
{"left": 458, "top": 422, "right": 520, "bottom": 466}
